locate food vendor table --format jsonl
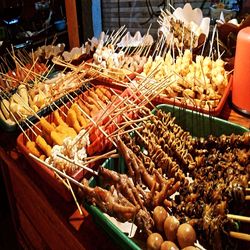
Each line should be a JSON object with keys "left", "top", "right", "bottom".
{"left": 0, "top": 98, "right": 249, "bottom": 249}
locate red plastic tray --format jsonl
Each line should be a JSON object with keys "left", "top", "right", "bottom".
{"left": 16, "top": 85, "right": 124, "bottom": 201}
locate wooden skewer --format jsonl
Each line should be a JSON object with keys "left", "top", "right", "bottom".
{"left": 227, "top": 214, "right": 250, "bottom": 223}
{"left": 56, "top": 154, "right": 99, "bottom": 176}
{"left": 26, "top": 119, "right": 42, "bottom": 133}
{"left": 20, "top": 118, "right": 37, "bottom": 137}
{"left": 229, "top": 231, "right": 250, "bottom": 241}
{"left": 54, "top": 171, "right": 70, "bottom": 190}
{"left": 83, "top": 149, "right": 117, "bottom": 160}
{"left": 82, "top": 151, "right": 119, "bottom": 165}
{"left": 109, "top": 125, "right": 144, "bottom": 139}
{"left": 63, "top": 170, "right": 83, "bottom": 216}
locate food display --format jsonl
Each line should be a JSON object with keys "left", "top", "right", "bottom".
{"left": 1, "top": 4, "right": 249, "bottom": 250}
{"left": 16, "top": 85, "right": 123, "bottom": 199}
{"left": 0, "top": 61, "right": 48, "bottom": 91}
{"left": 0, "top": 69, "right": 88, "bottom": 130}
{"left": 137, "top": 49, "right": 230, "bottom": 115}
{"left": 80, "top": 105, "right": 249, "bottom": 250}
{"left": 158, "top": 3, "right": 210, "bottom": 51}
{"left": 0, "top": 84, "right": 33, "bottom": 125}
{"left": 89, "top": 45, "right": 148, "bottom": 82}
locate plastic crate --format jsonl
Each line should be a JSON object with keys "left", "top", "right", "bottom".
{"left": 84, "top": 104, "right": 249, "bottom": 250}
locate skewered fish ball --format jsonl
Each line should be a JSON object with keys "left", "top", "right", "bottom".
{"left": 153, "top": 206, "right": 169, "bottom": 232}
{"left": 147, "top": 233, "right": 164, "bottom": 250}
{"left": 176, "top": 223, "right": 196, "bottom": 249}
{"left": 164, "top": 216, "right": 180, "bottom": 242}
{"left": 160, "top": 241, "right": 179, "bottom": 250}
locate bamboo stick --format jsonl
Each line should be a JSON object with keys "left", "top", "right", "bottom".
{"left": 227, "top": 214, "right": 250, "bottom": 223}
{"left": 63, "top": 170, "right": 83, "bottom": 215}
{"left": 229, "top": 231, "right": 250, "bottom": 241}
{"left": 56, "top": 154, "right": 98, "bottom": 176}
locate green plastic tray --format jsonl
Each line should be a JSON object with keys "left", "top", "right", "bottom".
{"left": 84, "top": 104, "right": 249, "bottom": 250}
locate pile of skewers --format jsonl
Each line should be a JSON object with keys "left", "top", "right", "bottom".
{"left": 137, "top": 48, "right": 230, "bottom": 111}
{"left": 0, "top": 49, "right": 48, "bottom": 92}
{"left": 77, "top": 107, "right": 249, "bottom": 250}
{"left": 20, "top": 85, "right": 120, "bottom": 173}
{"left": 85, "top": 26, "right": 151, "bottom": 82}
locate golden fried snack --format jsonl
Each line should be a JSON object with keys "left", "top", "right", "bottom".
{"left": 51, "top": 130, "right": 65, "bottom": 145}
{"left": 39, "top": 155, "right": 46, "bottom": 161}
{"left": 40, "top": 117, "right": 55, "bottom": 134}
{"left": 26, "top": 141, "right": 42, "bottom": 157}
{"left": 99, "top": 87, "right": 112, "bottom": 100}
{"left": 42, "top": 131, "right": 53, "bottom": 146}
{"left": 17, "top": 84, "right": 29, "bottom": 105}
{"left": 77, "top": 99, "right": 91, "bottom": 116}
{"left": 71, "top": 103, "right": 89, "bottom": 128}
{"left": 86, "top": 94, "right": 103, "bottom": 109}
{"left": 95, "top": 88, "right": 109, "bottom": 104}
{"left": 66, "top": 108, "right": 82, "bottom": 133}
{"left": 35, "top": 135, "right": 52, "bottom": 157}
{"left": 84, "top": 101, "right": 99, "bottom": 117}
{"left": 51, "top": 122, "right": 57, "bottom": 128}
{"left": 55, "top": 124, "right": 77, "bottom": 138}
{"left": 53, "top": 109, "right": 67, "bottom": 127}
{"left": 1, "top": 99, "right": 11, "bottom": 119}
{"left": 89, "top": 91, "right": 106, "bottom": 107}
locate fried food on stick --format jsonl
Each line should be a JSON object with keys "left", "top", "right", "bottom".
{"left": 66, "top": 108, "right": 82, "bottom": 133}
{"left": 55, "top": 124, "right": 77, "bottom": 138}
{"left": 95, "top": 88, "right": 109, "bottom": 104}
{"left": 89, "top": 91, "right": 106, "bottom": 108}
{"left": 1, "top": 99, "right": 11, "bottom": 119}
{"left": 53, "top": 109, "right": 68, "bottom": 127}
{"left": 40, "top": 117, "right": 55, "bottom": 134}
{"left": 71, "top": 103, "right": 89, "bottom": 128}
{"left": 78, "top": 99, "right": 91, "bottom": 116}
{"left": 36, "top": 135, "right": 52, "bottom": 157}
{"left": 51, "top": 130, "right": 65, "bottom": 146}
{"left": 84, "top": 101, "right": 99, "bottom": 117}
{"left": 26, "top": 141, "right": 42, "bottom": 157}
{"left": 86, "top": 94, "right": 102, "bottom": 109}
{"left": 42, "top": 131, "right": 54, "bottom": 146}
{"left": 39, "top": 155, "right": 46, "bottom": 161}
{"left": 99, "top": 87, "right": 112, "bottom": 100}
